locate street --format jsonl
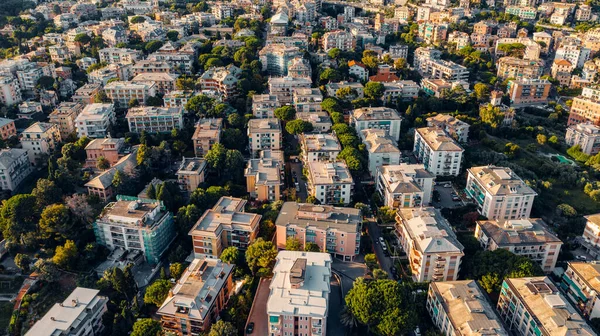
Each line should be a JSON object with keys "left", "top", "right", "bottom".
{"left": 289, "top": 160, "right": 307, "bottom": 201}
{"left": 365, "top": 220, "right": 395, "bottom": 279}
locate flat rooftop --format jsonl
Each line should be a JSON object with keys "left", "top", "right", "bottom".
{"left": 380, "top": 164, "right": 433, "bottom": 194}
{"left": 275, "top": 202, "right": 362, "bottom": 232}
{"left": 248, "top": 118, "right": 281, "bottom": 132}
{"left": 307, "top": 161, "right": 353, "bottom": 185}
{"left": 192, "top": 118, "right": 222, "bottom": 139}
{"left": 477, "top": 218, "right": 562, "bottom": 246}
{"left": 352, "top": 106, "right": 402, "bottom": 121}
{"left": 189, "top": 197, "right": 261, "bottom": 235}
{"left": 468, "top": 165, "right": 537, "bottom": 196}
{"left": 301, "top": 133, "right": 341, "bottom": 152}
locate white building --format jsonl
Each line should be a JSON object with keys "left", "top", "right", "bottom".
{"left": 0, "top": 76, "right": 21, "bottom": 106}
{"left": 300, "top": 133, "right": 342, "bottom": 162}
{"left": 252, "top": 94, "right": 281, "bottom": 119}
{"left": 556, "top": 41, "right": 591, "bottom": 69}
{"left": 413, "top": 127, "right": 464, "bottom": 176}
{"left": 268, "top": 76, "right": 312, "bottom": 105}
{"left": 75, "top": 103, "right": 116, "bottom": 138}
{"left": 98, "top": 48, "right": 142, "bottom": 64}
{"left": 0, "top": 148, "right": 33, "bottom": 191}
{"left": 126, "top": 106, "right": 184, "bottom": 133}
{"left": 351, "top": 107, "right": 403, "bottom": 141}
{"left": 465, "top": 165, "right": 537, "bottom": 220}
{"left": 361, "top": 129, "right": 401, "bottom": 178}
{"left": 103, "top": 81, "right": 157, "bottom": 107}
{"left": 307, "top": 161, "right": 353, "bottom": 205}
{"left": 426, "top": 114, "right": 470, "bottom": 143}
{"left": 20, "top": 122, "right": 62, "bottom": 165}
{"left": 377, "top": 164, "right": 434, "bottom": 208}
{"left": 562, "top": 262, "right": 600, "bottom": 319}
{"left": 247, "top": 118, "right": 282, "bottom": 155}
{"left": 259, "top": 44, "right": 303, "bottom": 76}
{"left": 566, "top": 122, "right": 600, "bottom": 155}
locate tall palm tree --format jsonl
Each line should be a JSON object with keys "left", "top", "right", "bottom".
{"left": 339, "top": 305, "right": 358, "bottom": 329}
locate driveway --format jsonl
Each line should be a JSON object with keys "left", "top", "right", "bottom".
{"left": 332, "top": 258, "right": 367, "bottom": 296}
{"left": 289, "top": 161, "right": 307, "bottom": 201}
{"left": 327, "top": 275, "right": 347, "bottom": 336}
{"left": 433, "top": 184, "right": 463, "bottom": 209}
{"left": 245, "top": 278, "right": 271, "bottom": 336}
{"left": 365, "top": 220, "right": 394, "bottom": 279}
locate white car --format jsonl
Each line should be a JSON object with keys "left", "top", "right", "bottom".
{"left": 443, "top": 183, "right": 452, "bottom": 188}
{"left": 381, "top": 242, "right": 387, "bottom": 251}
{"left": 379, "top": 237, "right": 385, "bottom": 244}
{"left": 576, "top": 256, "right": 587, "bottom": 261}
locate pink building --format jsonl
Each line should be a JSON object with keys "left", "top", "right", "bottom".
{"left": 275, "top": 202, "right": 362, "bottom": 261}
{"left": 84, "top": 138, "right": 129, "bottom": 168}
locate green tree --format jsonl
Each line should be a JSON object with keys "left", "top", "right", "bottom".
{"left": 536, "top": 134, "right": 547, "bottom": 145}
{"left": 320, "top": 68, "right": 341, "bottom": 84}
{"left": 74, "top": 33, "right": 91, "bottom": 45}
{"left": 364, "top": 81, "right": 385, "bottom": 100}
{"left": 331, "top": 112, "right": 344, "bottom": 124}
{"left": 473, "top": 83, "right": 490, "bottom": 101}
{"left": 209, "top": 320, "right": 237, "bottom": 336}
{"left": 479, "top": 104, "right": 504, "bottom": 128}
{"left": 305, "top": 242, "right": 320, "bottom": 252}
{"left": 130, "top": 16, "right": 146, "bottom": 24}
{"left": 285, "top": 237, "right": 302, "bottom": 251}
{"left": 53, "top": 240, "right": 78, "bottom": 269}
{"left": 169, "top": 263, "right": 184, "bottom": 279}
{"left": 372, "top": 268, "right": 388, "bottom": 279}
{"left": 0, "top": 194, "right": 39, "bottom": 246}
{"left": 144, "top": 40, "right": 163, "bottom": 53}
{"left": 221, "top": 246, "right": 239, "bottom": 265}
{"left": 36, "top": 76, "right": 54, "bottom": 90}
{"left": 176, "top": 77, "right": 195, "bottom": 91}
{"left": 14, "top": 253, "right": 31, "bottom": 273}
{"left": 128, "top": 98, "right": 140, "bottom": 108}
{"left": 144, "top": 279, "right": 172, "bottom": 306}
{"left": 365, "top": 253, "right": 378, "bottom": 270}
{"left": 96, "top": 156, "right": 110, "bottom": 170}
{"left": 32, "top": 179, "right": 62, "bottom": 208}
{"left": 39, "top": 204, "right": 72, "bottom": 241}
{"left": 166, "top": 30, "right": 179, "bottom": 41}
{"left": 479, "top": 272, "right": 501, "bottom": 293}
{"left": 274, "top": 105, "right": 296, "bottom": 121}
{"left": 146, "top": 183, "right": 157, "bottom": 199}
{"left": 285, "top": 119, "right": 313, "bottom": 134}
{"left": 328, "top": 48, "right": 341, "bottom": 59}
{"left": 131, "top": 319, "right": 162, "bottom": 336}
{"left": 246, "top": 238, "right": 277, "bottom": 274}
{"left": 205, "top": 143, "right": 227, "bottom": 172}
{"left": 337, "top": 147, "right": 364, "bottom": 172}
{"left": 93, "top": 91, "right": 110, "bottom": 103}
{"left": 321, "top": 98, "right": 342, "bottom": 114}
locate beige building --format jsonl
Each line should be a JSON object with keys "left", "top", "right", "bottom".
{"left": 297, "top": 112, "right": 332, "bottom": 133}
{"left": 293, "top": 88, "right": 323, "bottom": 114}
{"left": 498, "top": 277, "right": 594, "bottom": 336}
{"left": 321, "top": 30, "right": 356, "bottom": 51}
{"left": 189, "top": 197, "right": 261, "bottom": 258}
{"left": 465, "top": 166, "right": 537, "bottom": 221}
{"left": 103, "top": 81, "right": 157, "bottom": 108}
{"left": 376, "top": 164, "right": 435, "bottom": 208}
{"left": 245, "top": 150, "right": 284, "bottom": 202}
{"left": 426, "top": 114, "right": 470, "bottom": 143}
{"left": 49, "top": 102, "right": 84, "bottom": 138}
{"left": 0, "top": 148, "right": 33, "bottom": 191}
{"left": 507, "top": 78, "right": 552, "bottom": 105}
{"left": 361, "top": 129, "right": 401, "bottom": 178}
{"left": 307, "top": 161, "right": 354, "bottom": 205}
{"left": 126, "top": 106, "right": 184, "bottom": 133}
{"left": 414, "top": 127, "right": 464, "bottom": 176}
{"left": 395, "top": 207, "right": 464, "bottom": 282}
{"left": 247, "top": 118, "right": 282, "bottom": 155}
{"left": 75, "top": 103, "right": 116, "bottom": 139}
{"left": 132, "top": 72, "right": 179, "bottom": 94}
{"left": 496, "top": 57, "right": 544, "bottom": 79}
{"left": 251, "top": 94, "right": 280, "bottom": 119}
{"left": 192, "top": 118, "right": 222, "bottom": 157}
{"left": 427, "top": 281, "right": 509, "bottom": 336}
{"left": 268, "top": 76, "right": 312, "bottom": 105}
{"left": 568, "top": 86, "right": 600, "bottom": 126}
{"left": 176, "top": 157, "right": 207, "bottom": 193}
{"left": 0, "top": 76, "right": 22, "bottom": 106}
{"left": 551, "top": 59, "right": 574, "bottom": 86}
{"left": 581, "top": 214, "right": 600, "bottom": 258}
{"left": 199, "top": 65, "right": 242, "bottom": 102}
{"left": 300, "top": 133, "right": 341, "bottom": 162}
{"left": 72, "top": 83, "right": 101, "bottom": 104}
{"left": 20, "top": 122, "right": 62, "bottom": 165}
{"left": 561, "top": 262, "right": 600, "bottom": 319}
{"left": 475, "top": 218, "right": 562, "bottom": 273}
{"left": 566, "top": 123, "right": 600, "bottom": 155}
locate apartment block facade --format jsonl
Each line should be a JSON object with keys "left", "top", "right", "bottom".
{"left": 351, "top": 107, "right": 403, "bottom": 141}
{"left": 192, "top": 118, "right": 222, "bottom": 157}
{"left": 247, "top": 118, "right": 282, "bottom": 155}
{"left": 0, "top": 148, "right": 33, "bottom": 191}
{"left": 307, "top": 161, "right": 354, "bottom": 205}
{"left": 377, "top": 164, "right": 435, "bottom": 208}
{"left": 75, "top": 103, "right": 116, "bottom": 138}
{"left": 20, "top": 122, "right": 62, "bottom": 165}
{"left": 413, "top": 127, "right": 463, "bottom": 176}
{"left": 426, "top": 114, "right": 470, "bottom": 143}
{"left": 126, "top": 106, "right": 184, "bottom": 133}
{"left": 49, "top": 102, "right": 84, "bottom": 138}
{"left": 566, "top": 123, "right": 600, "bottom": 155}
{"left": 300, "top": 133, "right": 342, "bottom": 162}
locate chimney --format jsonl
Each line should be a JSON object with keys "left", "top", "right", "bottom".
{"left": 50, "top": 317, "right": 56, "bottom": 321}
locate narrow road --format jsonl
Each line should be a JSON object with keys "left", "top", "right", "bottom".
{"left": 365, "top": 220, "right": 394, "bottom": 279}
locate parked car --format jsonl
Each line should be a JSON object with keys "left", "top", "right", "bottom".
{"left": 576, "top": 256, "right": 587, "bottom": 261}
{"left": 381, "top": 242, "right": 387, "bottom": 251}
{"left": 379, "top": 237, "right": 385, "bottom": 244}
{"left": 444, "top": 183, "right": 452, "bottom": 188}
{"left": 246, "top": 322, "right": 254, "bottom": 334}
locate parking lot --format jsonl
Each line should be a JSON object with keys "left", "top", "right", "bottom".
{"left": 432, "top": 183, "right": 464, "bottom": 209}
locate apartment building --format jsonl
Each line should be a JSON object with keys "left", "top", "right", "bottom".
{"left": 25, "top": 288, "right": 108, "bottom": 336}
{"left": 75, "top": 103, "right": 116, "bottom": 138}
{"left": 199, "top": 65, "right": 242, "bottom": 101}
{"left": 377, "top": 164, "right": 434, "bottom": 208}
{"left": 158, "top": 258, "right": 234, "bottom": 335}
{"left": 16, "top": 64, "right": 43, "bottom": 95}
{"left": 351, "top": 107, "right": 403, "bottom": 141}
{"left": 576, "top": 4, "right": 593, "bottom": 21}
{"left": 381, "top": 80, "right": 419, "bottom": 103}
{"left": 49, "top": 44, "right": 72, "bottom": 63}
{"left": 132, "top": 60, "right": 173, "bottom": 76}
{"left": 505, "top": 6, "right": 537, "bottom": 19}
{"left": 413, "top": 127, "right": 464, "bottom": 177}
{"left": 561, "top": 262, "right": 600, "bottom": 319}
{"left": 348, "top": 60, "right": 369, "bottom": 82}
{"left": 147, "top": 42, "right": 196, "bottom": 75}
{"left": 497, "top": 277, "right": 594, "bottom": 336}
{"left": 475, "top": 218, "right": 562, "bottom": 273}
{"left": 245, "top": 151, "right": 284, "bottom": 202}
{"left": 507, "top": 78, "right": 552, "bottom": 105}
{"left": 132, "top": 72, "right": 178, "bottom": 94}
{"left": 307, "top": 161, "right": 353, "bottom": 205}
{"left": 551, "top": 59, "right": 574, "bottom": 86}
{"left": 247, "top": 118, "right": 282, "bottom": 155}
{"left": 103, "top": 81, "right": 157, "bottom": 108}
{"left": 49, "top": 102, "right": 84, "bottom": 138}
{"left": 395, "top": 207, "right": 464, "bottom": 282}
{"left": 267, "top": 251, "right": 331, "bottom": 336}
{"left": 163, "top": 90, "right": 194, "bottom": 108}
{"left": 189, "top": 197, "right": 261, "bottom": 258}
{"left": 581, "top": 214, "right": 600, "bottom": 258}
{"left": 176, "top": 157, "right": 207, "bottom": 193}
{"left": 568, "top": 86, "right": 600, "bottom": 125}
{"left": 556, "top": 42, "right": 591, "bottom": 69}
{"left": 0, "top": 76, "right": 21, "bottom": 106}
{"left": 465, "top": 165, "right": 537, "bottom": 220}
{"left": 426, "top": 114, "right": 470, "bottom": 143}
{"left": 418, "top": 22, "right": 448, "bottom": 45}
{"left": 259, "top": 44, "right": 303, "bottom": 76}
{"left": 192, "top": 118, "right": 222, "bottom": 157}
{"left": 93, "top": 195, "right": 176, "bottom": 264}
{"left": 252, "top": 94, "right": 281, "bottom": 119}
{"left": 0, "top": 148, "right": 33, "bottom": 191}
{"left": 497, "top": 57, "right": 545, "bottom": 80}
{"left": 293, "top": 88, "right": 323, "bottom": 114}
{"left": 85, "top": 150, "right": 138, "bottom": 201}
{"left": 566, "top": 123, "right": 600, "bottom": 155}
{"left": 325, "top": 81, "right": 364, "bottom": 100}
{"left": 102, "top": 26, "right": 128, "bottom": 47}
{"left": 72, "top": 83, "right": 102, "bottom": 104}
{"left": 126, "top": 106, "right": 183, "bottom": 134}
{"left": 321, "top": 30, "right": 356, "bottom": 51}
{"left": 276, "top": 202, "right": 361, "bottom": 261}
{"left": 297, "top": 112, "right": 332, "bottom": 133}
{"left": 98, "top": 48, "right": 142, "bottom": 64}
{"left": 20, "top": 122, "right": 61, "bottom": 165}
{"left": 84, "top": 138, "right": 129, "bottom": 168}
{"left": 300, "top": 133, "right": 341, "bottom": 162}
{"left": 361, "top": 129, "right": 401, "bottom": 178}
{"left": 268, "top": 76, "right": 312, "bottom": 105}
{"left": 427, "top": 281, "right": 509, "bottom": 336}
{"left": 0, "top": 118, "right": 16, "bottom": 140}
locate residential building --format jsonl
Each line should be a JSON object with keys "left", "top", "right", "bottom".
{"left": 576, "top": 5, "right": 593, "bottom": 21}
{"left": 268, "top": 76, "right": 312, "bottom": 105}
{"left": 259, "top": 44, "right": 303, "bottom": 76}
{"left": 395, "top": 207, "right": 464, "bottom": 282}
{"left": 507, "top": 78, "right": 552, "bottom": 105}
{"left": 132, "top": 60, "right": 173, "bottom": 76}
{"left": 475, "top": 218, "right": 562, "bottom": 273}
{"left": 0, "top": 76, "right": 21, "bottom": 106}
{"left": 85, "top": 149, "right": 138, "bottom": 201}
{"left": 297, "top": 112, "right": 332, "bottom": 133}
{"left": 158, "top": 258, "right": 234, "bottom": 335}
{"left": 504, "top": 6, "right": 537, "bottom": 20}
{"left": 306, "top": 161, "right": 353, "bottom": 205}
{"left": 377, "top": 164, "right": 434, "bottom": 208}
{"left": 163, "top": 90, "right": 194, "bottom": 108}
{"left": 556, "top": 42, "right": 591, "bottom": 69}
{"left": 351, "top": 107, "right": 403, "bottom": 141}
{"left": 426, "top": 114, "right": 470, "bottom": 143}
{"left": 20, "top": 122, "right": 61, "bottom": 165}
{"left": 189, "top": 197, "right": 261, "bottom": 258}
{"left": 566, "top": 123, "right": 600, "bottom": 155}
{"left": 361, "top": 129, "right": 401, "bottom": 178}
{"left": 199, "top": 65, "right": 242, "bottom": 101}
{"left": 382, "top": 80, "right": 419, "bottom": 102}
{"left": 192, "top": 118, "right": 222, "bottom": 157}
{"left": 18, "top": 101, "right": 42, "bottom": 119}
{"left": 581, "top": 214, "right": 600, "bottom": 258}
{"left": 25, "top": 288, "right": 108, "bottom": 336}
{"left": 348, "top": 60, "right": 369, "bottom": 82}
{"left": 72, "top": 83, "right": 101, "bottom": 104}
{"left": 427, "top": 281, "right": 509, "bottom": 336}
{"left": 551, "top": 59, "right": 574, "bottom": 86}
{"left": 247, "top": 118, "right": 282, "bottom": 155}
{"left": 0, "top": 148, "right": 33, "bottom": 191}
{"left": 418, "top": 22, "right": 448, "bottom": 45}
{"left": 126, "top": 106, "right": 183, "bottom": 133}
{"left": 132, "top": 72, "right": 178, "bottom": 94}
{"left": 93, "top": 195, "right": 176, "bottom": 264}
{"left": 103, "top": 81, "right": 157, "bottom": 108}
{"left": 176, "top": 157, "right": 207, "bottom": 193}
{"left": 568, "top": 86, "right": 600, "bottom": 125}
{"left": 245, "top": 151, "right": 284, "bottom": 202}
{"left": 300, "top": 133, "right": 341, "bottom": 162}
{"left": 0, "top": 118, "right": 15, "bottom": 140}
{"left": 389, "top": 44, "right": 409, "bottom": 60}
{"left": 148, "top": 42, "right": 196, "bottom": 75}
{"left": 561, "top": 262, "right": 600, "bottom": 319}
{"left": 321, "top": 30, "right": 356, "bottom": 51}
{"left": 497, "top": 277, "right": 594, "bottom": 336}
{"left": 75, "top": 103, "right": 116, "bottom": 139}
{"left": 293, "top": 88, "right": 323, "bottom": 114}
{"left": 252, "top": 94, "right": 281, "bottom": 119}
{"left": 533, "top": 31, "right": 553, "bottom": 53}
{"left": 465, "top": 165, "right": 537, "bottom": 220}
{"left": 496, "top": 57, "right": 545, "bottom": 80}
{"left": 413, "top": 127, "right": 463, "bottom": 177}
{"left": 98, "top": 48, "right": 142, "bottom": 64}
{"left": 267, "top": 251, "right": 331, "bottom": 336}
{"left": 84, "top": 138, "right": 129, "bottom": 168}
{"left": 325, "top": 81, "right": 364, "bottom": 100}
